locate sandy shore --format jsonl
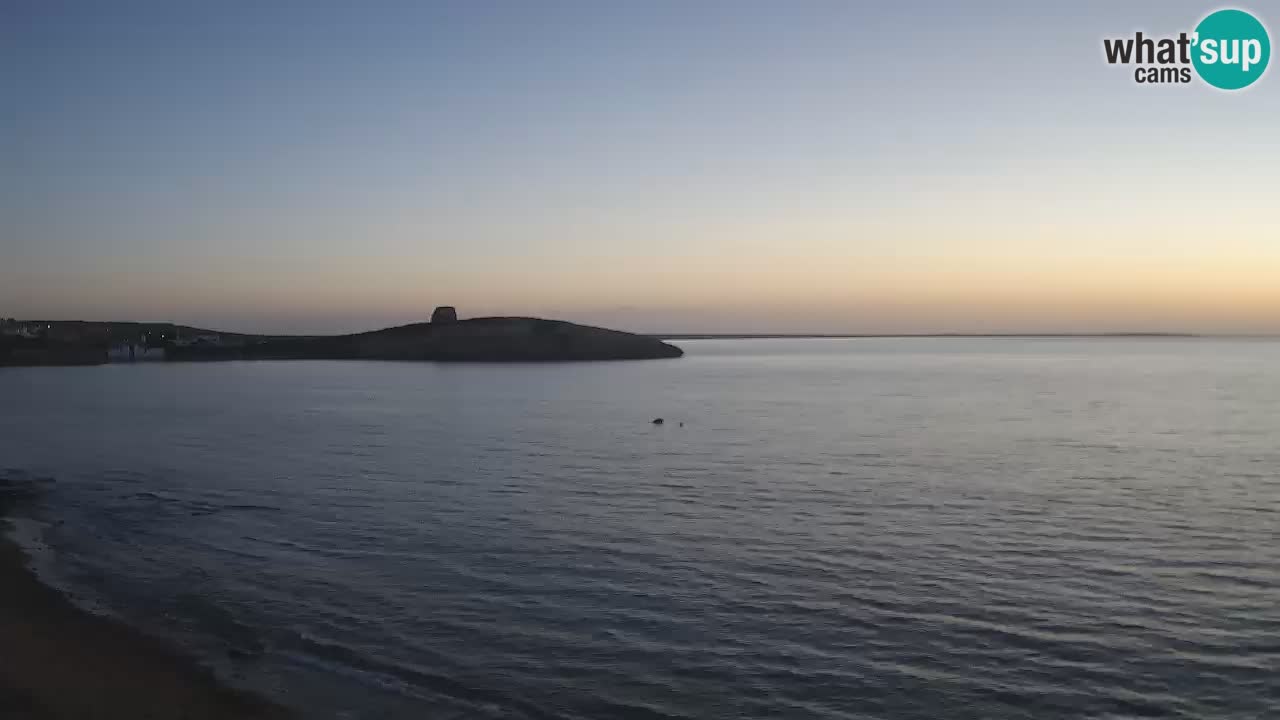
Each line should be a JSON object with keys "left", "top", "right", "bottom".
{"left": 0, "top": 524, "right": 295, "bottom": 719}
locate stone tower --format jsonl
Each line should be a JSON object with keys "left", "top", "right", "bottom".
{"left": 431, "top": 306, "right": 458, "bottom": 324}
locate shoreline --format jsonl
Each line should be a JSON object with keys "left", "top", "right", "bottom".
{"left": 2, "top": 316, "right": 684, "bottom": 367}
{"left": 0, "top": 518, "right": 294, "bottom": 719}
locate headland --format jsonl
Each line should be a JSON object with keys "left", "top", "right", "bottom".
{"left": 0, "top": 310, "right": 684, "bottom": 367}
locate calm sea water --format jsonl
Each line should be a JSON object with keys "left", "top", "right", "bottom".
{"left": 2, "top": 338, "right": 1278, "bottom": 719}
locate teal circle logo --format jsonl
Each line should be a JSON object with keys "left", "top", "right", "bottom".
{"left": 1192, "top": 9, "right": 1270, "bottom": 90}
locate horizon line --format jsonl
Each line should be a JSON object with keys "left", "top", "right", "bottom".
{"left": 12, "top": 318, "right": 1280, "bottom": 340}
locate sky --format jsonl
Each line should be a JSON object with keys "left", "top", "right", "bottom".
{"left": 3, "top": 1, "right": 1278, "bottom": 335}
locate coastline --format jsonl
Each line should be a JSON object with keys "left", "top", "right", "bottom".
{"left": 0, "top": 520, "right": 294, "bottom": 719}
{"left": 2, "top": 316, "right": 684, "bottom": 367}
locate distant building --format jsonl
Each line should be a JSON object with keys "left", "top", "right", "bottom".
{"left": 108, "top": 342, "right": 166, "bottom": 362}
{"left": 431, "top": 306, "right": 458, "bottom": 324}
{"left": 107, "top": 342, "right": 135, "bottom": 362}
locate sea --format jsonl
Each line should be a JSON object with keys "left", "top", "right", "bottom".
{"left": 1, "top": 338, "right": 1277, "bottom": 719}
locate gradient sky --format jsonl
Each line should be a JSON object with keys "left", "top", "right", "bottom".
{"left": 3, "top": 1, "right": 1278, "bottom": 334}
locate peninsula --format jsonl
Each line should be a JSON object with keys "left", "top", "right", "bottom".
{"left": 0, "top": 310, "right": 683, "bottom": 366}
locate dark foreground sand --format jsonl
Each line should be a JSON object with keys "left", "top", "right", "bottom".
{"left": 0, "top": 530, "right": 295, "bottom": 719}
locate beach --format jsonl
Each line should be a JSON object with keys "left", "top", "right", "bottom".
{"left": 0, "top": 524, "right": 293, "bottom": 720}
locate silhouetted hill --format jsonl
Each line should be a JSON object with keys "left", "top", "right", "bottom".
{"left": 167, "top": 317, "right": 683, "bottom": 362}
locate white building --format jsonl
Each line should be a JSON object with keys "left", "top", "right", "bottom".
{"left": 107, "top": 342, "right": 166, "bottom": 362}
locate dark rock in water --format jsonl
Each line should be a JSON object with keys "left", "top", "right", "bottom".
{"left": 652, "top": 418, "right": 665, "bottom": 425}
{"left": 431, "top": 306, "right": 458, "bottom": 324}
